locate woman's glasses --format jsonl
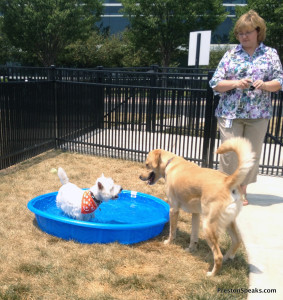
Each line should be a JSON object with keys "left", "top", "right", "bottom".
{"left": 237, "top": 29, "right": 256, "bottom": 38}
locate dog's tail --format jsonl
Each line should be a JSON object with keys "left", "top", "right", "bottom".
{"left": 57, "top": 167, "right": 69, "bottom": 185}
{"left": 216, "top": 137, "right": 255, "bottom": 188}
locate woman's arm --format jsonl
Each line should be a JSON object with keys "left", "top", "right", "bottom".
{"left": 260, "top": 80, "right": 282, "bottom": 92}
{"left": 213, "top": 78, "right": 252, "bottom": 93}
{"left": 214, "top": 79, "right": 282, "bottom": 93}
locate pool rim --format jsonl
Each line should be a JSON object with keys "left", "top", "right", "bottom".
{"left": 27, "top": 190, "right": 169, "bottom": 231}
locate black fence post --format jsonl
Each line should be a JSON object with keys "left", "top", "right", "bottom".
{"left": 208, "top": 95, "right": 219, "bottom": 169}
{"left": 49, "top": 65, "right": 59, "bottom": 149}
{"left": 202, "top": 71, "right": 219, "bottom": 168}
{"left": 96, "top": 66, "right": 105, "bottom": 129}
{"left": 146, "top": 65, "right": 158, "bottom": 132}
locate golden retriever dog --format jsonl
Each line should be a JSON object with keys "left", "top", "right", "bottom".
{"left": 139, "top": 137, "right": 255, "bottom": 276}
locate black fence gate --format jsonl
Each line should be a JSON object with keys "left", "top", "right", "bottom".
{"left": 0, "top": 65, "right": 282, "bottom": 176}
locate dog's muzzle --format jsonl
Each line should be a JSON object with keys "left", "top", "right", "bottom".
{"left": 112, "top": 187, "right": 123, "bottom": 200}
{"left": 139, "top": 171, "right": 155, "bottom": 185}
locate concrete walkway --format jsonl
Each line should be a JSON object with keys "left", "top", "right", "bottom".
{"left": 237, "top": 175, "right": 283, "bottom": 300}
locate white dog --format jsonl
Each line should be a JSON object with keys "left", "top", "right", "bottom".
{"left": 56, "top": 167, "right": 122, "bottom": 221}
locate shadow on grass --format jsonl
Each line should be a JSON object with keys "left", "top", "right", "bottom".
{"left": 0, "top": 150, "right": 63, "bottom": 176}
{"left": 0, "top": 283, "right": 31, "bottom": 300}
{"left": 136, "top": 222, "right": 249, "bottom": 274}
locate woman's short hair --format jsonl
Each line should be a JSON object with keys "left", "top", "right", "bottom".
{"left": 234, "top": 10, "right": 266, "bottom": 42}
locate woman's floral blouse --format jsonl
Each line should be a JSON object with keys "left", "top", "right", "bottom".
{"left": 209, "top": 43, "right": 283, "bottom": 119}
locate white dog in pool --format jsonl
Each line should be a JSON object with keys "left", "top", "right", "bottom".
{"left": 56, "top": 167, "right": 122, "bottom": 221}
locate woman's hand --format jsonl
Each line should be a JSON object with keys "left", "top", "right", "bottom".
{"left": 214, "top": 79, "right": 252, "bottom": 92}
{"left": 252, "top": 79, "right": 265, "bottom": 90}
{"left": 236, "top": 78, "right": 253, "bottom": 89}
{"left": 252, "top": 80, "right": 281, "bottom": 92}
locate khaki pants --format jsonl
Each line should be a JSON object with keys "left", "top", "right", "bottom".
{"left": 217, "top": 118, "right": 269, "bottom": 185}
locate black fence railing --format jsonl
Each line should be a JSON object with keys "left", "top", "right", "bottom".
{"left": 1, "top": 66, "right": 282, "bottom": 176}
{"left": 0, "top": 81, "right": 56, "bottom": 168}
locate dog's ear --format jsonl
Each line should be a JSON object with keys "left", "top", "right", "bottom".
{"left": 98, "top": 182, "right": 104, "bottom": 190}
{"left": 151, "top": 150, "right": 161, "bottom": 169}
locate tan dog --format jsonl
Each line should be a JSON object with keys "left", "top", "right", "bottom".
{"left": 139, "top": 137, "right": 255, "bottom": 276}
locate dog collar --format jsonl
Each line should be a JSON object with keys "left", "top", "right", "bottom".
{"left": 165, "top": 157, "right": 175, "bottom": 169}
{"left": 81, "top": 190, "right": 102, "bottom": 214}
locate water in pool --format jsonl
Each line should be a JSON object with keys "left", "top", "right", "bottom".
{"left": 43, "top": 191, "right": 168, "bottom": 225}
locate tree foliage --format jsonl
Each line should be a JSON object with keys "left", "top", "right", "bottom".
{"left": 233, "top": 0, "right": 283, "bottom": 62}
{"left": 59, "top": 30, "right": 154, "bottom": 68}
{"left": 0, "top": 0, "right": 103, "bottom": 66}
{"left": 60, "top": 31, "right": 123, "bottom": 68}
{"left": 121, "top": 0, "right": 227, "bottom": 67}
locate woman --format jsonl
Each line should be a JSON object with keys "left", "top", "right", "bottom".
{"left": 209, "top": 10, "right": 283, "bottom": 205}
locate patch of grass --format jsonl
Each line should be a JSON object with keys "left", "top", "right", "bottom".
{"left": 0, "top": 283, "right": 30, "bottom": 300}
{"left": 18, "top": 262, "right": 50, "bottom": 275}
{"left": 111, "top": 274, "right": 153, "bottom": 290}
{"left": 84, "top": 294, "right": 116, "bottom": 300}
{"left": 0, "top": 150, "right": 249, "bottom": 300}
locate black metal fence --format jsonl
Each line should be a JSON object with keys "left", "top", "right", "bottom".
{"left": 1, "top": 65, "right": 282, "bottom": 176}
{"left": 0, "top": 81, "right": 56, "bottom": 168}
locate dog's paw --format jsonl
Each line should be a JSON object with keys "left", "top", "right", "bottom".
{"left": 185, "top": 242, "right": 198, "bottom": 253}
{"left": 223, "top": 254, "right": 235, "bottom": 262}
{"left": 164, "top": 239, "right": 171, "bottom": 245}
{"left": 206, "top": 271, "right": 213, "bottom": 277}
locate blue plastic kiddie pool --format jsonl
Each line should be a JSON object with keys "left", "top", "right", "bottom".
{"left": 27, "top": 190, "right": 169, "bottom": 244}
